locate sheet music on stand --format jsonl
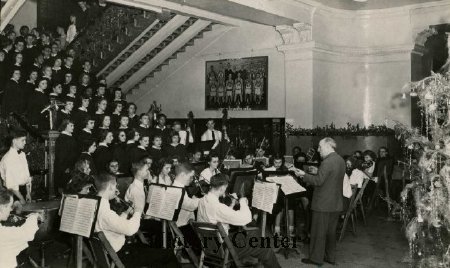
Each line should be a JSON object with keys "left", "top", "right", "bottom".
{"left": 266, "top": 175, "right": 306, "bottom": 195}
{"left": 145, "top": 184, "right": 185, "bottom": 221}
{"left": 59, "top": 194, "right": 100, "bottom": 238}
{"left": 252, "top": 181, "right": 279, "bottom": 213}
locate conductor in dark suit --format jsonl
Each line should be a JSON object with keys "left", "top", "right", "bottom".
{"left": 294, "top": 137, "right": 345, "bottom": 266}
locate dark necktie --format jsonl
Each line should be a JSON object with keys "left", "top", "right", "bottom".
{"left": 211, "top": 130, "right": 215, "bottom": 141}
{"left": 17, "top": 150, "right": 23, "bottom": 154}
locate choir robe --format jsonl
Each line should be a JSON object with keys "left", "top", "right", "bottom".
{"left": 72, "top": 108, "right": 89, "bottom": 134}
{"left": 55, "top": 110, "right": 71, "bottom": 130}
{"left": 2, "top": 79, "right": 24, "bottom": 116}
{"left": 93, "top": 144, "right": 113, "bottom": 173}
{"left": 54, "top": 133, "right": 79, "bottom": 191}
{"left": 136, "top": 125, "right": 153, "bottom": 139}
{"left": 22, "top": 81, "right": 35, "bottom": 109}
{"left": 128, "top": 114, "right": 139, "bottom": 129}
{"left": 111, "top": 113, "right": 121, "bottom": 130}
{"left": 78, "top": 152, "right": 96, "bottom": 175}
{"left": 153, "top": 126, "right": 171, "bottom": 145}
{"left": 76, "top": 129, "right": 94, "bottom": 144}
{"left": 26, "top": 89, "right": 49, "bottom": 129}
{"left": 0, "top": 61, "right": 8, "bottom": 93}
{"left": 113, "top": 142, "right": 129, "bottom": 175}
{"left": 148, "top": 147, "right": 166, "bottom": 170}
{"left": 128, "top": 146, "right": 149, "bottom": 165}
{"left": 164, "top": 144, "right": 188, "bottom": 162}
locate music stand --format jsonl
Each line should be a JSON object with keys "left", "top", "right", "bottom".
{"left": 262, "top": 171, "right": 301, "bottom": 259}
{"left": 227, "top": 170, "right": 258, "bottom": 198}
{"left": 222, "top": 159, "right": 242, "bottom": 169}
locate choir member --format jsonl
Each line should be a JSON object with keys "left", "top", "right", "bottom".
{"left": 79, "top": 73, "right": 91, "bottom": 94}
{"left": 153, "top": 113, "right": 171, "bottom": 145}
{"left": 98, "top": 114, "right": 111, "bottom": 132}
{"left": 26, "top": 77, "right": 49, "bottom": 130}
{"left": 65, "top": 83, "right": 77, "bottom": 103}
{"left": 81, "top": 60, "right": 96, "bottom": 85}
{"left": 0, "top": 130, "right": 32, "bottom": 204}
{"left": 111, "top": 87, "right": 126, "bottom": 108}
{"left": 0, "top": 189, "right": 42, "bottom": 268}
{"left": 62, "top": 55, "right": 74, "bottom": 77}
{"left": 190, "top": 148, "right": 203, "bottom": 164}
{"left": 200, "top": 119, "right": 222, "bottom": 153}
{"left": 0, "top": 51, "right": 7, "bottom": 93}
{"left": 23, "top": 34, "right": 37, "bottom": 69}
{"left": 49, "top": 81, "right": 63, "bottom": 103}
{"left": 78, "top": 139, "right": 97, "bottom": 175}
{"left": 23, "top": 69, "right": 38, "bottom": 105}
{"left": 199, "top": 154, "right": 220, "bottom": 184}
{"left": 72, "top": 94, "right": 90, "bottom": 134}
{"left": 94, "top": 173, "right": 179, "bottom": 267}
{"left": 54, "top": 119, "right": 79, "bottom": 194}
{"left": 148, "top": 135, "right": 165, "bottom": 168}
{"left": 165, "top": 132, "right": 188, "bottom": 162}
{"left": 152, "top": 158, "right": 172, "bottom": 185}
{"left": 172, "top": 121, "right": 193, "bottom": 146}
{"left": 107, "top": 159, "right": 120, "bottom": 175}
{"left": 93, "top": 130, "right": 114, "bottom": 173}
{"left": 55, "top": 97, "right": 74, "bottom": 129}
{"left": 110, "top": 102, "right": 123, "bottom": 129}
{"left": 2, "top": 68, "right": 23, "bottom": 116}
{"left": 128, "top": 134, "right": 149, "bottom": 165}
{"left": 92, "top": 83, "right": 107, "bottom": 106}
{"left": 52, "top": 58, "right": 63, "bottom": 82}
{"left": 11, "top": 53, "right": 24, "bottom": 79}
{"left": 117, "top": 115, "right": 129, "bottom": 131}
{"left": 136, "top": 113, "right": 152, "bottom": 139}
{"left": 93, "top": 98, "right": 107, "bottom": 125}
{"left": 41, "top": 65, "right": 53, "bottom": 81}
{"left": 197, "top": 174, "right": 281, "bottom": 268}
{"left": 113, "top": 130, "right": 128, "bottom": 175}
{"left": 127, "top": 103, "right": 139, "bottom": 128}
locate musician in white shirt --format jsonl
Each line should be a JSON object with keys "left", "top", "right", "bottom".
{"left": 199, "top": 154, "right": 220, "bottom": 184}
{"left": 197, "top": 174, "right": 281, "bottom": 268}
{"left": 94, "top": 173, "right": 179, "bottom": 267}
{"left": 200, "top": 119, "right": 222, "bottom": 152}
{"left": 125, "top": 161, "right": 150, "bottom": 213}
{"left": 0, "top": 189, "right": 41, "bottom": 268}
{"left": 0, "top": 130, "right": 32, "bottom": 204}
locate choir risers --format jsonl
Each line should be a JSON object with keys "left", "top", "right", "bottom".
{"left": 120, "top": 19, "right": 211, "bottom": 92}
{"left": 0, "top": 0, "right": 26, "bottom": 31}
{"left": 106, "top": 15, "right": 190, "bottom": 86}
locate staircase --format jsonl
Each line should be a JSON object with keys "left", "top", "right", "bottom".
{"left": 68, "top": 4, "right": 159, "bottom": 74}
{"left": 0, "top": 0, "right": 26, "bottom": 31}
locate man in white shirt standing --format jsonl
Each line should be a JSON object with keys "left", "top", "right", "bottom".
{"left": 0, "top": 130, "right": 32, "bottom": 204}
{"left": 94, "top": 173, "right": 180, "bottom": 267}
{"left": 0, "top": 189, "right": 41, "bottom": 268}
{"left": 197, "top": 174, "right": 281, "bottom": 268}
{"left": 200, "top": 119, "right": 222, "bottom": 154}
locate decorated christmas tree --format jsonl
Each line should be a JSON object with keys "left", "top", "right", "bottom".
{"left": 396, "top": 71, "right": 450, "bottom": 267}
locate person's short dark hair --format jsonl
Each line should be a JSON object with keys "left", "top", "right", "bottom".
{"left": 131, "top": 161, "right": 147, "bottom": 176}
{"left": 97, "top": 129, "right": 112, "bottom": 143}
{"left": 139, "top": 113, "right": 148, "bottom": 120}
{"left": 83, "top": 116, "right": 94, "bottom": 127}
{"left": 64, "top": 96, "right": 74, "bottom": 104}
{"left": 95, "top": 173, "right": 116, "bottom": 192}
{"left": 152, "top": 135, "right": 162, "bottom": 141}
{"left": 11, "top": 67, "right": 21, "bottom": 75}
{"left": 379, "top": 147, "right": 389, "bottom": 154}
{"left": 157, "top": 158, "right": 172, "bottom": 175}
{"left": 170, "top": 131, "right": 180, "bottom": 138}
{"left": 157, "top": 113, "right": 166, "bottom": 120}
{"left": 59, "top": 119, "right": 74, "bottom": 132}
{"left": 172, "top": 121, "right": 181, "bottom": 127}
{"left": 15, "top": 39, "right": 25, "bottom": 45}
{"left": 97, "top": 98, "right": 107, "bottom": 107}
{"left": 139, "top": 134, "right": 149, "bottom": 141}
{"left": 112, "top": 101, "right": 123, "bottom": 110}
{"left": 207, "top": 153, "right": 219, "bottom": 163}
{"left": 363, "top": 150, "right": 377, "bottom": 161}
{"left": 127, "top": 103, "right": 137, "bottom": 110}
{"left": 175, "top": 162, "right": 193, "bottom": 176}
{"left": 0, "top": 189, "right": 13, "bottom": 206}
{"left": 120, "top": 114, "right": 128, "bottom": 120}
{"left": 65, "top": 55, "right": 73, "bottom": 60}
{"left": 81, "top": 139, "right": 96, "bottom": 152}
{"left": 80, "top": 94, "right": 90, "bottom": 101}
{"left": 42, "top": 45, "right": 51, "bottom": 51}
{"left": 12, "top": 129, "right": 27, "bottom": 139}
{"left": 65, "top": 172, "right": 93, "bottom": 195}
{"left": 210, "top": 173, "right": 229, "bottom": 189}
{"left": 126, "top": 128, "right": 138, "bottom": 140}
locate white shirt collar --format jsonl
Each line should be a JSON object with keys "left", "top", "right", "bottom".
{"left": 61, "top": 131, "right": 72, "bottom": 136}
{"left": 99, "top": 142, "right": 108, "bottom": 147}
{"left": 83, "top": 128, "right": 91, "bottom": 134}
{"left": 127, "top": 140, "right": 135, "bottom": 144}
{"left": 35, "top": 88, "right": 44, "bottom": 93}
{"left": 78, "top": 107, "right": 87, "bottom": 112}
{"left": 138, "top": 145, "right": 146, "bottom": 150}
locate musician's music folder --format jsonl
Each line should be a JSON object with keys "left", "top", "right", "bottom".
{"left": 59, "top": 194, "right": 100, "bottom": 238}
{"left": 145, "top": 184, "right": 185, "bottom": 221}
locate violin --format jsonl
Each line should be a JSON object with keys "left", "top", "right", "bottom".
{"left": 0, "top": 213, "right": 27, "bottom": 227}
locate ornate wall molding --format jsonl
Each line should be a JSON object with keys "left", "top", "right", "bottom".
{"left": 276, "top": 23, "right": 312, "bottom": 45}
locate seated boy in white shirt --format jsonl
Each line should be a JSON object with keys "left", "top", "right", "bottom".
{"left": 0, "top": 189, "right": 41, "bottom": 268}
{"left": 197, "top": 174, "right": 281, "bottom": 268}
{"left": 94, "top": 173, "right": 180, "bottom": 267}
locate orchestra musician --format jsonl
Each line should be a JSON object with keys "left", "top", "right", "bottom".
{"left": 0, "top": 130, "right": 32, "bottom": 204}
{"left": 199, "top": 154, "right": 220, "bottom": 184}
{"left": 0, "top": 189, "right": 43, "bottom": 268}
{"left": 94, "top": 173, "right": 179, "bottom": 267}
{"left": 197, "top": 174, "right": 281, "bottom": 268}
{"left": 200, "top": 119, "right": 221, "bottom": 154}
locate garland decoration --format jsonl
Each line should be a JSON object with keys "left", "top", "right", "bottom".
{"left": 285, "top": 122, "right": 395, "bottom": 137}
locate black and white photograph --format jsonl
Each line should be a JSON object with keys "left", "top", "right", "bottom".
{"left": 0, "top": 0, "right": 450, "bottom": 267}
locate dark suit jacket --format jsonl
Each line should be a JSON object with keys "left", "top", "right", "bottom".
{"left": 303, "top": 152, "right": 345, "bottom": 212}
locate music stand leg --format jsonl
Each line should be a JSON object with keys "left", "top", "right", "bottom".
{"left": 163, "top": 220, "right": 167, "bottom": 249}
{"left": 76, "top": 235, "right": 83, "bottom": 268}
{"left": 276, "top": 196, "right": 300, "bottom": 259}
{"left": 261, "top": 211, "right": 267, "bottom": 237}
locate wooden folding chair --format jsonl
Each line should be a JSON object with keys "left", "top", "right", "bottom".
{"left": 338, "top": 186, "right": 357, "bottom": 242}
{"left": 190, "top": 221, "right": 255, "bottom": 268}
{"left": 89, "top": 232, "right": 125, "bottom": 268}
{"left": 168, "top": 221, "right": 199, "bottom": 267}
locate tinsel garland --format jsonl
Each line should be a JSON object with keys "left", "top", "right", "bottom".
{"left": 286, "top": 122, "right": 395, "bottom": 137}
{"left": 396, "top": 71, "right": 450, "bottom": 267}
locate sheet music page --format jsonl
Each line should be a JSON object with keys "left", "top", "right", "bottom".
{"left": 60, "top": 197, "right": 98, "bottom": 237}
{"left": 159, "top": 187, "right": 183, "bottom": 220}
{"left": 59, "top": 196, "right": 78, "bottom": 234}
{"left": 252, "top": 181, "right": 278, "bottom": 213}
{"left": 146, "top": 185, "right": 164, "bottom": 217}
{"left": 251, "top": 181, "right": 264, "bottom": 209}
{"left": 266, "top": 175, "right": 306, "bottom": 195}
{"left": 71, "top": 198, "right": 98, "bottom": 237}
